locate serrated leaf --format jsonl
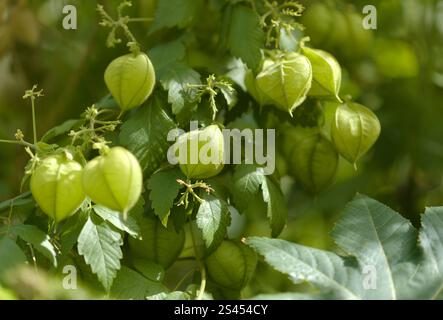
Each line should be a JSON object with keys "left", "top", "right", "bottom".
{"left": 330, "top": 194, "right": 417, "bottom": 299}
{"left": 11, "top": 225, "right": 58, "bottom": 267}
{"left": 110, "top": 266, "right": 168, "bottom": 300}
{"left": 150, "top": 0, "right": 203, "bottom": 33}
{"left": 246, "top": 237, "right": 363, "bottom": 299}
{"left": 247, "top": 195, "right": 443, "bottom": 300}
{"left": 77, "top": 216, "right": 123, "bottom": 291}
{"left": 160, "top": 63, "right": 201, "bottom": 115}
{"left": 0, "top": 237, "right": 27, "bottom": 276}
{"left": 232, "top": 164, "right": 262, "bottom": 211}
{"left": 223, "top": 5, "right": 265, "bottom": 71}
{"left": 232, "top": 164, "right": 287, "bottom": 237}
{"left": 93, "top": 206, "right": 141, "bottom": 239}
{"left": 149, "top": 39, "right": 187, "bottom": 78}
{"left": 412, "top": 207, "right": 443, "bottom": 299}
{"left": 119, "top": 93, "right": 176, "bottom": 177}
{"left": 147, "top": 167, "right": 185, "bottom": 226}
{"left": 196, "top": 194, "right": 231, "bottom": 251}
{"left": 147, "top": 291, "right": 191, "bottom": 300}
{"left": 41, "top": 119, "right": 82, "bottom": 143}
{"left": 261, "top": 176, "right": 287, "bottom": 237}
{"left": 218, "top": 81, "right": 238, "bottom": 110}
{"left": 250, "top": 292, "right": 333, "bottom": 300}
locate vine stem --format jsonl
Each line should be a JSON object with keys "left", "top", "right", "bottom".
{"left": 31, "top": 97, "right": 37, "bottom": 145}
{"left": 28, "top": 243, "right": 38, "bottom": 272}
{"left": 128, "top": 17, "right": 153, "bottom": 22}
{"left": 188, "top": 223, "right": 206, "bottom": 300}
{"left": 0, "top": 139, "right": 36, "bottom": 150}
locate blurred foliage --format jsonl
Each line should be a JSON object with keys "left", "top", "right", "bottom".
{"left": 1, "top": 0, "right": 443, "bottom": 298}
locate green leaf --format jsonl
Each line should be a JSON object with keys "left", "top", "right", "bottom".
{"left": 150, "top": 0, "right": 203, "bottom": 33}
{"left": 147, "top": 291, "right": 191, "bottom": 300}
{"left": 246, "top": 237, "right": 363, "bottom": 299}
{"left": 250, "top": 292, "right": 332, "bottom": 300}
{"left": 232, "top": 164, "right": 262, "bottom": 211}
{"left": 147, "top": 167, "right": 186, "bottom": 226}
{"left": 0, "top": 192, "right": 32, "bottom": 213}
{"left": 0, "top": 237, "right": 27, "bottom": 276}
{"left": 119, "top": 93, "right": 176, "bottom": 177}
{"left": 330, "top": 194, "right": 417, "bottom": 299}
{"left": 149, "top": 39, "right": 187, "bottom": 78}
{"left": 59, "top": 210, "right": 88, "bottom": 255}
{"left": 218, "top": 81, "right": 238, "bottom": 110}
{"left": 160, "top": 63, "right": 201, "bottom": 115}
{"left": 196, "top": 194, "right": 231, "bottom": 251}
{"left": 93, "top": 205, "right": 141, "bottom": 239}
{"left": 132, "top": 258, "right": 165, "bottom": 282}
{"left": 41, "top": 119, "right": 82, "bottom": 143}
{"left": 11, "top": 225, "right": 58, "bottom": 267}
{"left": 412, "top": 207, "right": 443, "bottom": 299}
{"left": 110, "top": 266, "right": 168, "bottom": 300}
{"left": 247, "top": 194, "right": 443, "bottom": 300}
{"left": 232, "top": 165, "right": 287, "bottom": 237}
{"left": 77, "top": 216, "right": 123, "bottom": 291}
{"left": 222, "top": 5, "right": 265, "bottom": 71}
{"left": 261, "top": 175, "right": 287, "bottom": 237}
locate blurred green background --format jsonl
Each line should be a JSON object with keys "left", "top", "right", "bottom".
{"left": 1, "top": 0, "right": 443, "bottom": 298}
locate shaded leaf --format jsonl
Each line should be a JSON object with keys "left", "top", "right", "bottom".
{"left": 150, "top": 0, "right": 203, "bottom": 33}
{"left": 232, "top": 165, "right": 287, "bottom": 237}
{"left": 119, "top": 93, "right": 176, "bottom": 177}
{"left": 247, "top": 195, "right": 443, "bottom": 300}
{"left": 149, "top": 39, "right": 187, "bottom": 78}
{"left": 222, "top": 5, "right": 265, "bottom": 71}
{"left": 11, "top": 225, "right": 58, "bottom": 267}
{"left": 147, "top": 167, "right": 185, "bottom": 226}
{"left": 0, "top": 237, "right": 27, "bottom": 276}
{"left": 160, "top": 63, "right": 201, "bottom": 115}
{"left": 110, "top": 266, "right": 168, "bottom": 300}
{"left": 246, "top": 237, "right": 363, "bottom": 299}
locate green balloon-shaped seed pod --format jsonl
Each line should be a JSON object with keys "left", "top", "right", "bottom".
{"left": 303, "top": 47, "right": 342, "bottom": 101}
{"left": 288, "top": 127, "right": 339, "bottom": 194}
{"left": 128, "top": 214, "right": 185, "bottom": 269}
{"left": 244, "top": 69, "right": 271, "bottom": 106}
{"left": 331, "top": 102, "right": 381, "bottom": 165}
{"left": 256, "top": 52, "right": 312, "bottom": 115}
{"left": 325, "top": 10, "right": 349, "bottom": 49}
{"left": 82, "top": 146, "right": 143, "bottom": 214}
{"left": 301, "top": 3, "right": 332, "bottom": 47}
{"left": 104, "top": 52, "right": 156, "bottom": 111}
{"left": 30, "top": 155, "right": 86, "bottom": 222}
{"left": 205, "top": 240, "right": 257, "bottom": 291}
{"left": 342, "top": 12, "right": 374, "bottom": 59}
{"left": 174, "top": 124, "right": 225, "bottom": 179}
